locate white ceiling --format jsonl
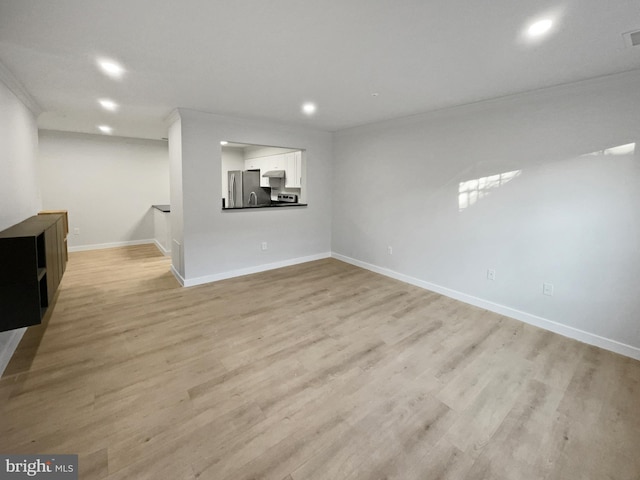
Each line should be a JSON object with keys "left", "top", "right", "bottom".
{"left": 1, "top": 0, "right": 639, "bottom": 140}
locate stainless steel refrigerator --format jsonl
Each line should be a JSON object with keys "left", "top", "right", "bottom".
{"left": 227, "top": 170, "right": 270, "bottom": 208}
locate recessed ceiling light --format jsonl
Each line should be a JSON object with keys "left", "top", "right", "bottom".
{"left": 302, "top": 102, "right": 317, "bottom": 115}
{"left": 97, "top": 59, "right": 124, "bottom": 79}
{"left": 527, "top": 19, "right": 553, "bottom": 37}
{"left": 220, "top": 141, "right": 228, "bottom": 145}
{"left": 98, "top": 125, "right": 113, "bottom": 134}
{"left": 98, "top": 99, "right": 118, "bottom": 111}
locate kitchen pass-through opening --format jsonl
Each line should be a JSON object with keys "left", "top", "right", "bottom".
{"left": 221, "top": 142, "right": 306, "bottom": 210}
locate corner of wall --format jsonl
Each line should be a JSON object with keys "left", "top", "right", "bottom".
{"left": 0, "top": 328, "right": 26, "bottom": 377}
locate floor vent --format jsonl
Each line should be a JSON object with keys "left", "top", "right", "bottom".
{"left": 623, "top": 30, "right": 640, "bottom": 47}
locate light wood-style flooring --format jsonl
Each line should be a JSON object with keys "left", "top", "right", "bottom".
{"left": 1, "top": 245, "right": 639, "bottom": 479}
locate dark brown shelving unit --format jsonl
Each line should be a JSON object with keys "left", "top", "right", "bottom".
{"left": 0, "top": 214, "right": 67, "bottom": 332}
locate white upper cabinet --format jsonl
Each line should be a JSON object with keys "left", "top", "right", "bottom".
{"left": 244, "top": 151, "right": 301, "bottom": 189}
{"left": 263, "top": 154, "right": 285, "bottom": 172}
{"left": 285, "top": 151, "right": 302, "bottom": 188}
{"left": 244, "top": 157, "right": 263, "bottom": 171}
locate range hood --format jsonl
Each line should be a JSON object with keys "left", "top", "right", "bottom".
{"left": 262, "top": 170, "right": 286, "bottom": 178}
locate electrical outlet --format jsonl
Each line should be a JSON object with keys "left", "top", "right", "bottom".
{"left": 261, "top": 242, "right": 268, "bottom": 251}
{"left": 543, "top": 282, "right": 554, "bottom": 296}
{"left": 73, "top": 227, "right": 80, "bottom": 235}
{"left": 487, "top": 269, "right": 496, "bottom": 281}
{"left": 387, "top": 246, "right": 393, "bottom": 255}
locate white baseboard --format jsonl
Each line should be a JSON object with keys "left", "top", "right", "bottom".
{"left": 68, "top": 239, "right": 154, "bottom": 252}
{"left": 181, "top": 252, "right": 332, "bottom": 287}
{"left": 331, "top": 253, "right": 640, "bottom": 361}
{"left": 0, "top": 328, "right": 26, "bottom": 377}
{"left": 153, "top": 239, "right": 171, "bottom": 256}
{"left": 171, "top": 265, "right": 186, "bottom": 286}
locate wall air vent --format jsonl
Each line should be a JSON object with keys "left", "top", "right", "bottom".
{"left": 623, "top": 30, "right": 640, "bottom": 47}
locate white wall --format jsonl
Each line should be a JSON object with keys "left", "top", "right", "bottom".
{"left": 333, "top": 70, "right": 640, "bottom": 358}
{"left": 168, "top": 115, "right": 185, "bottom": 276}
{"left": 0, "top": 81, "right": 40, "bottom": 228}
{"left": 38, "top": 130, "right": 170, "bottom": 250}
{"left": 0, "top": 76, "right": 40, "bottom": 375}
{"left": 169, "top": 110, "right": 333, "bottom": 285}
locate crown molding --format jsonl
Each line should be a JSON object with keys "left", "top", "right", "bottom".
{"left": 0, "top": 59, "right": 42, "bottom": 116}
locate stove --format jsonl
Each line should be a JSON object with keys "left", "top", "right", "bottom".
{"left": 277, "top": 193, "right": 298, "bottom": 203}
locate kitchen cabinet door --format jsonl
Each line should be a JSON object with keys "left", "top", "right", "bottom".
{"left": 285, "top": 151, "right": 302, "bottom": 188}
{"left": 244, "top": 158, "right": 262, "bottom": 171}
{"left": 262, "top": 154, "right": 285, "bottom": 171}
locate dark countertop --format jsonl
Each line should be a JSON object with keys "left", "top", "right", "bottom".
{"left": 223, "top": 203, "right": 307, "bottom": 211}
{"left": 0, "top": 214, "right": 62, "bottom": 238}
{"left": 152, "top": 204, "right": 171, "bottom": 213}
